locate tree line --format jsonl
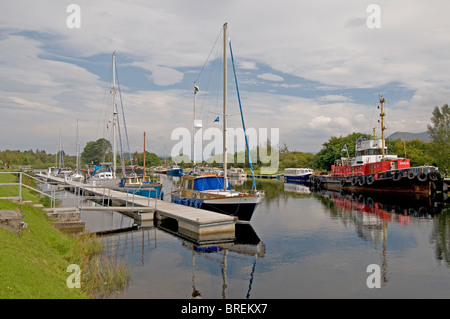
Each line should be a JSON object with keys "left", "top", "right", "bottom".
{"left": 1, "top": 104, "right": 448, "bottom": 174}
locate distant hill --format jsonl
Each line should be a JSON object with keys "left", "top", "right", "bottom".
{"left": 386, "top": 131, "right": 431, "bottom": 142}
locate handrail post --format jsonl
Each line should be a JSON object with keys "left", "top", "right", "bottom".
{"left": 19, "top": 172, "right": 22, "bottom": 202}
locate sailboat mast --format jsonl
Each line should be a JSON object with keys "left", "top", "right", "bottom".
{"left": 223, "top": 22, "right": 228, "bottom": 191}
{"left": 143, "top": 131, "right": 146, "bottom": 178}
{"left": 76, "top": 119, "right": 79, "bottom": 174}
{"left": 112, "top": 51, "right": 117, "bottom": 178}
{"left": 379, "top": 95, "right": 386, "bottom": 158}
{"left": 193, "top": 82, "right": 198, "bottom": 168}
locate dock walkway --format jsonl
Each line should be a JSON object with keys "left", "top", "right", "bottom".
{"left": 38, "top": 174, "right": 236, "bottom": 243}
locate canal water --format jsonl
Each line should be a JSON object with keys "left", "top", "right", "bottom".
{"left": 50, "top": 175, "right": 450, "bottom": 299}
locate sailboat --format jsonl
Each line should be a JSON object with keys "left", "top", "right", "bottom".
{"left": 171, "top": 23, "right": 265, "bottom": 222}
{"left": 86, "top": 51, "right": 124, "bottom": 188}
{"left": 119, "top": 132, "right": 163, "bottom": 198}
{"left": 68, "top": 120, "right": 83, "bottom": 181}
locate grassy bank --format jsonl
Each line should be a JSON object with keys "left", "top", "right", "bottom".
{"left": 0, "top": 171, "right": 130, "bottom": 298}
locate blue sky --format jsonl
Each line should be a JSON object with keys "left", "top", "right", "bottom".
{"left": 1, "top": 1, "right": 449, "bottom": 159}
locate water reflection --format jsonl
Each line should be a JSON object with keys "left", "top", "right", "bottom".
{"left": 311, "top": 186, "right": 450, "bottom": 269}
{"left": 39, "top": 176, "right": 450, "bottom": 298}
{"left": 181, "top": 223, "right": 265, "bottom": 299}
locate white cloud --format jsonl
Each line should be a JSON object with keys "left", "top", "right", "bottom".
{"left": 257, "top": 73, "right": 284, "bottom": 82}
{"left": 1, "top": 0, "right": 449, "bottom": 156}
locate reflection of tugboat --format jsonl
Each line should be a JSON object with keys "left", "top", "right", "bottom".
{"left": 310, "top": 95, "right": 444, "bottom": 197}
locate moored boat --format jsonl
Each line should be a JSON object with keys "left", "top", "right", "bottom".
{"left": 283, "top": 168, "right": 313, "bottom": 183}
{"left": 170, "top": 23, "right": 265, "bottom": 221}
{"left": 171, "top": 174, "right": 264, "bottom": 222}
{"left": 166, "top": 164, "right": 184, "bottom": 176}
{"left": 310, "top": 95, "right": 444, "bottom": 197}
{"left": 119, "top": 174, "right": 162, "bottom": 198}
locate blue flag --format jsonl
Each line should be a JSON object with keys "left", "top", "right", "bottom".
{"left": 214, "top": 116, "right": 219, "bottom": 122}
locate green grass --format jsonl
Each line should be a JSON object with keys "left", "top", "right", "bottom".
{"left": 0, "top": 199, "right": 88, "bottom": 298}
{"left": 0, "top": 171, "right": 130, "bottom": 298}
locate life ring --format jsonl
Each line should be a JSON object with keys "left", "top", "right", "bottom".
{"left": 393, "top": 172, "right": 402, "bottom": 181}
{"left": 417, "top": 172, "right": 428, "bottom": 182}
{"left": 366, "top": 175, "right": 375, "bottom": 185}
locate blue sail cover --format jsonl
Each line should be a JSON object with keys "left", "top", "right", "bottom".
{"left": 93, "top": 166, "right": 111, "bottom": 175}
{"left": 193, "top": 176, "right": 231, "bottom": 191}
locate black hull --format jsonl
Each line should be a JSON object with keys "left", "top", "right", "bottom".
{"left": 201, "top": 202, "right": 257, "bottom": 222}
{"left": 311, "top": 171, "right": 445, "bottom": 200}
{"left": 170, "top": 193, "right": 260, "bottom": 222}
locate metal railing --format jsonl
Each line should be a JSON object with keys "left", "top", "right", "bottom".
{"left": 0, "top": 171, "right": 57, "bottom": 208}
{"left": 0, "top": 171, "right": 159, "bottom": 214}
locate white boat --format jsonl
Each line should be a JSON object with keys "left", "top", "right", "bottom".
{"left": 227, "top": 167, "right": 247, "bottom": 180}
{"left": 88, "top": 170, "right": 120, "bottom": 188}
{"left": 283, "top": 168, "right": 314, "bottom": 183}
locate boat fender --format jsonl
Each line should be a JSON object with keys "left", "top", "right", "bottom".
{"left": 340, "top": 179, "right": 346, "bottom": 187}
{"left": 358, "top": 176, "right": 365, "bottom": 186}
{"left": 160, "top": 191, "right": 164, "bottom": 201}
{"left": 417, "top": 172, "right": 428, "bottom": 182}
{"left": 351, "top": 177, "right": 358, "bottom": 186}
{"left": 428, "top": 172, "right": 438, "bottom": 181}
{"left": 407, "top": 171, "right": 416, "bottom": 180}
{"left": 366, "top": 175, "right": 375, "bottom": 185}
{"left": 393, "top": 172, "right": 402, "bottom": 181}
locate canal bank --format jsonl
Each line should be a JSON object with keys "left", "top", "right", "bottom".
{"left": 0, "top": 171, "right": 129, "bottom": 298}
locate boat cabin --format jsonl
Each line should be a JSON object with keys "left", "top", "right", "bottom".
{"left": 331, "top": 136, "right": 410, "bottom": 177}
{"left": 284, "top": 168, "right": 314, "bottom": 176}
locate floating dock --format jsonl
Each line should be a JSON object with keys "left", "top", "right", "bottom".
{"left": 38, "top": 174, "right": 236, "bottom": 243}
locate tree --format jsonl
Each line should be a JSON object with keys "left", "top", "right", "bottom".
{"left": 427, "top": 104, "right": 450, "bottom": 169}
{"left": 313, "top": 133, "right": 368, "bottom": 171}
{"left": 134, "top": 151, "right": 161, "bottom": 167}
{"left": 81, "top": 138, "right": 112, "bottom": 165}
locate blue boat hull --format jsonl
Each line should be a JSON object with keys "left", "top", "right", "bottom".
{"left": 167, "top": 168, "right": 183, "bottom": 176}
{"left": 284, "top": 174, "right": 311, "bottom": 183}
{"left": 123, "top": 184, "right": 162, "bottom": 198}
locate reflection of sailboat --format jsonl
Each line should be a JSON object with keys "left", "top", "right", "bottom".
{"left": 184, "top": 223, "right": 265, "bottom": 299}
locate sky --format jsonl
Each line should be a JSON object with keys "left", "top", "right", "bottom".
{"left": 1, "top": 1, "right": 449, "bottom": 161}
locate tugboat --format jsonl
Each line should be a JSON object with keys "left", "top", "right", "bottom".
{"left": 310, "top": 95, "right": 444, "bottom": 197}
